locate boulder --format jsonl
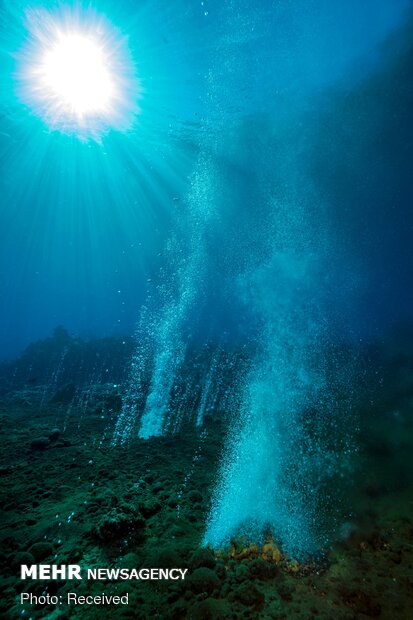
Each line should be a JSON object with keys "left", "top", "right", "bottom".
{"left": 92, "top": 507, "right": 145, "bottom": 543}
{"left": 234, "top": 582, "right": 265, "bottom": 610}
{"left": 29, "top": 542, "right": 54, "bottom": 561}
{"left": 187, "top": 567, "right": 220, "bottom": 595}
{"left": 48, "top": 428, "right": 61, "bottom": 442}
{"left": 190, "top": 547, "right": 216, "bottom": 570}
{"left": 9, "top": 551, "right": 35, "bottom": 570}
{"left": 30, "top": 437, "right": 50, "bottom": 451}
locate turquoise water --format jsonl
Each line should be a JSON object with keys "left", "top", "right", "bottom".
{"left": 1, "top": 0, "right": 413, "bottom": 557}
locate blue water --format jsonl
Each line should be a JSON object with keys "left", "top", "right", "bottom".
{"left": 1, "top": 0, "right": 413, "bottom": 556}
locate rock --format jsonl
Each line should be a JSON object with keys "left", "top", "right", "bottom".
{"left": 30, "top": 437, "right": 50, "bottom": 451}
{"left": 67, "top": 547, "right": 83, "bottom": 562}
{"left": 9, "top": 551, "right": 35, "bottom": 570}
{"left": 277, "top": 580, "right": 294, "bottom": 602}
{"left": 139, "top": 499, "right": 161, "bottom": 519}
{"left": 29, "top": 542, "right": 53, "bottom": 561}
{"left": 190, "top": 548, "right": 216, "bottom": 570}
{"left": 49, "top": 428, "right": 61, "bottom": 442}
{"left": 147, "top": 544, "right": 191, "bottom": 568}
{"left": 121, "top": 552, "right": 142, "bottom": 569}
{"left": 249, "top": 558, "right": 278, "bottom": 580}
{"left": 55, "top": 439, "right": 71, "bottom": 448}
{"left": 187, "top": 568, "right": 220, "bottom": 595}
{"left": 50, "top": 383, "right": 76, "bottom": 404}
{"left": 234, "top": 562, "right": 250, "bottom": 583}
{"left": 234, "top": 583, "right": 265, "bottom": 610}
{"left": 189, "top": 598, "right": 230, "bottom": 619}
{"left": 169, "top": 524, "right": 191, "bottom": 538}
{"left": 338, "top": 586, "right": 381, "bottom": 617}
{"left": 188, "top": 490, "right": 203, "bottom": 504}
{"left": 92, "top": 508, "right": 145, "bottom": 543}
{"left": 214, "top": 561, "right": 226, "bottom": 581}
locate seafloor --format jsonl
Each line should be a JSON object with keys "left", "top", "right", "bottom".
{"left": 0, "top": 333, "right": 413, "bottom": 619}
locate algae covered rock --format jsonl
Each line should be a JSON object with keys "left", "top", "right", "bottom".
{"left": 66, "top": 547, "right": 83, "bottom": 563}
{"left": 92, "top": 506, "right": 145, "bottom": 543}
{"left": 121, "top": 552, "right": 142, "bottom": 569}
{"left": 187, "top": 567, "right": 220, "bottom": 594}
{"left": 276, "top": 579, "right": 294, "bottom": 601}
{"left": 9, "top": 551, "right": 35, "bottom": 570}
{"left": 139, "top": 497, "right": 162, "bottom": 519}
{"left": 146, "top": 543, "right": 191, "bottom": 568}
{"left": 337, "top": 585, "right": 382, "bottom": 617}
{"left": 48, "top": 428, "right": 61, "bottom": 442}
{"left": 190, "top": 547, "right": 216, "bottom": 570}
{"left": 232, "top": 582, "right": 265, "bottom": 610}
{"left": 248, "top": 557, "right": 278, "bottom": 580}
{"left": 29, "top": 542, "right": 54, "bottom": 561}
{"left": 30, "top": 437, "right": 50, "bottom": 451}
{"left": 189, "top": 597, "right": 230, "bottom": 619}
{"left": 50, "top": 382, "right": 76, "bottom": 404}
{"left": 234, "top": 561, "right": 249, "bottom": 583}
{"left": 187, "top": 490, "right": 203, "bottom": 504}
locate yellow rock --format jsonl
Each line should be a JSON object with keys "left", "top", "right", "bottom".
{"left": 234, "top": 544, "right": 259, "bottom": 561}
{"left": 262, "top": 540, "right": 281, "bottom": 563}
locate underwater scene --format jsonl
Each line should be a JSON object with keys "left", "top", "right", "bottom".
{"left": 1, "top": 0, "right": 413, "bottom": 618}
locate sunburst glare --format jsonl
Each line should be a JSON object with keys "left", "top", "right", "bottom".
{"left": 16, "top": 7, "right": 140, "bottom": 139}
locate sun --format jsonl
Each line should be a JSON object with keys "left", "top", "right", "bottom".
{"left": 40, "top": 33, "right": 115, "bottom": 117}
{"left": 16, "top": 7, "right": 140, "bottom": 139}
